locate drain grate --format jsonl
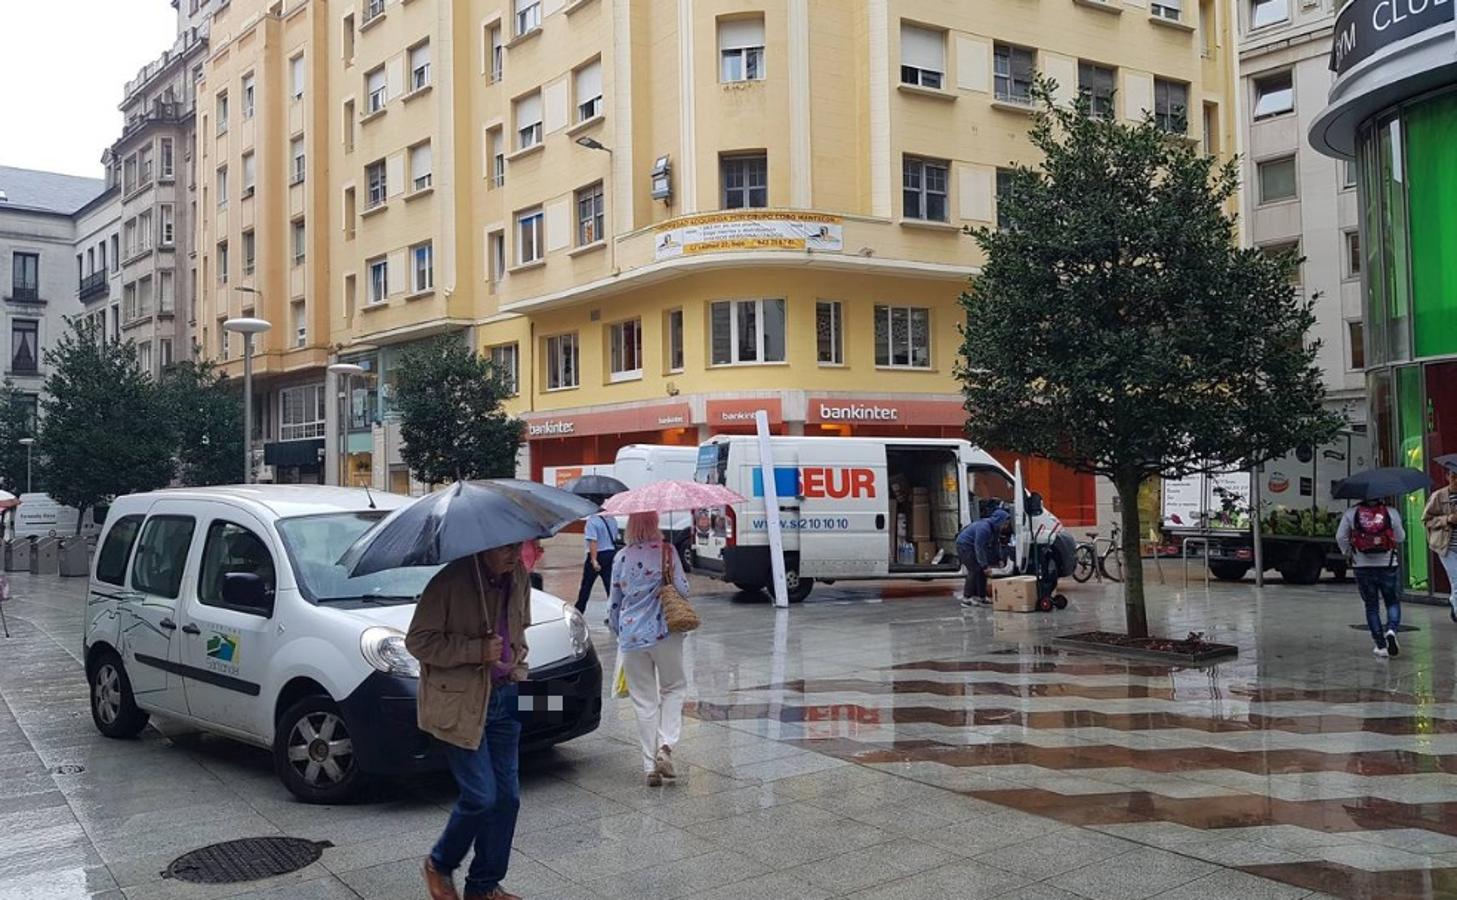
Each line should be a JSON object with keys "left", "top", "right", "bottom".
{"left": 162, "top": 837, "right": 332, "bottom": 884}
{"left": 50, "top": 764, "right": 86, "bottom": 775}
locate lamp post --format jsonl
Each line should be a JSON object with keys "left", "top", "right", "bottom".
{"left": 224, "top": 316, "right": 271, "bottom": 483}
{"left": 575, "top": 136, "right": 617, "bottom": 274}
{"left": 327, "top": 363, "right": 365, "bottom": 487}
{"left": 18, "top": 438, "right": 34, "bottom": 494}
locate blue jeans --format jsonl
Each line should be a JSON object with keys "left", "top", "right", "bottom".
{"left": 1355, "top": 567, "right": 1402, "bottom": 646}
{"left": 430, "top": 682, "right": 521, "bottom": 896}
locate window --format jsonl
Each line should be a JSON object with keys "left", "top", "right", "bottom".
{"left": 515, "top": 0, "right": 541, "bottom": 35}
{"left": 1152, "top": 0, "right": 1181, "bottom": 20}
{"left": 292, "top": 300, "right": 306, "bottom": 347}
{"left": 292, "top": 219, "right": 307, "bottom": 263}
{"left": 666, "top": 309, "right": 684, "bottom": 372}
{"left": 366, "top": 159, "right": 387, "bottom": 208}
{"left": 410, "top": 41, "right": 431, "bottom": 91}
{"left": 10, "top": 319, "right": 38, "bottom": 375}
{"left": 159, "top": 204, "right": 174, "bottom": 246}
{"left": 576, "top": 182, "right": 604, "bottom": 245}
{"left": 1343, "top": 160, "right": 1357, "bottom": 189}
{"left": 138, "top": 211, "right": 154, "bottom": 250}
{"left": 900, "top": 23, "right": 944, "bottom": 89}
{"left": 489, "top": 231, "right": 506, "bottom": 283}
{"left": 490, "top": 343, "right": 519, "bottom": 395}
{"left": 138, "top": 276, "right": 153, "bottom": 316}
{"left": 11, "top": 253, "right": 38, "bottom": 299}
{"left": 994, "top": 43, "right": 1035, "bottom": 105}
{"left": 1252, "top": 70, "right": 1294, "bottom": 121}
{"left": 242, "top": 151, "right": 256, "bottom": 195}
{"left": 96, "top": 516, "right": 143, "bottom": 586}
{"left": 411, "top": 242, "right": 434, "bottom": 292}
{"left": 241, "top": 73, "right": 255, "bottom": 119}
{"left": 575, "top": 59, "right": 603, "bottom": 121}
{"left": 719, "top": 16, "right": 765, "bottom": 82}
{"left": 279, "top": 384, "right": 327, "bottom": 440}
{"left": 1250, "top": 0, "right": 1289, "bottom": 28}
{"left": 489, "top": 26, "right": 503, "bottom": 82}
{"left": 343, "top": 13, "right": 355, "bottom": 62}
{"left": 366, "top": 66, "right": 387, "bottom": 113}
{"left": 367, "top": 257, "right": 388, "bottom": 304}
{"left": 217, "top": 241, "right": 229, "bottom": 284}
{"left": 123, "top": 282, "right": 138, "bottom": 320}
{"left": 996, "top": 169, "right": 1015, "bottom": 231}
{"left": 1261, "top": 241, "right": 1301, "bottom": 284}
{"left": 363, "top": 0, "right": 384, "bottom": 23}
{"left": 902, "top": 156, "right": 949, "bottom": 222}
{"left": 1078, "top": 61, "right": 1116, "bottom": 118}
{"left": 160, "top": 138, "right": 174, "bottom": 178}
{"left": 290, "top": 54, "right": 305, "bottom": 99}
{"left": 1154, "top": 78, "right": 1189, "bottom": 134}
{"left": 344, "top": 186, "right": 357, "bottom": 238}
{"left": 160, "top": 338, "right": 173, "bottom": 368}
{"left": 158, "top": 271, "right": 174, "bottom": 314}
{"left": 515, "top": 91, "right": 543, "bottom": 150}
{"left": 489, "top": 128, "right": 506, "bottom": 186}
{"left": 138, "top": 341, "right": 152, "bottom": 373}
{"left": 124, "top": 219, "right": 138, "bottom": 257}
{"left": 874, "top": 305, "right": 932, "bottom": 369}
{"left": 608, "top": 319, "right": 642, "bottom": 381}
{"left": 1345, "top": 230, "right": 1362, "bottom": 278}
{"left": 709, "top": 299, "right": 786, "bottom": 365}
{"left": 130, "top": 516, "right": 195, "bottom": 600}
{"left": 216, "top": 91, "right": 229, "bottom": 134}
{"left": 1258, "top": 156, "right": 1297, "bottom": 203}
{"left": 546, "top": 333, "right": 578, "bottom": 390}
{"left": 291, "top": 136, "right": 306, "bottom": 183}
{"left": 721, "top": 153, "right": 767, "bottom": 209}
{"left": 218, "top": 319, "right": 229, "bottom": 357}
{"left": 198, "top": 521, "right": 276, "bottom": 613}
{"left": 410, "top": 142, "right": 432, "bottom": 191}
{"left": 517, "top": 207, "right": 544, "bottom": 264}
{"left": 816, "top": 301, "right": 843, "bottom": 365}
{"left": 343, "top": 100, "right": 355, "bottom": 152}
{"left": 216, "top": 165, "right": 228, "bottom": 206}
{"left": 242, "top": 230, "right": 256, "bottom": 275}
{"left": 1348, "top": 321, "right": 1365, "bottom": 369}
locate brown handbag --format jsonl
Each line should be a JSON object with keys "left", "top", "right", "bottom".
{"left": 659, "top": 543, "right": 700, "bottom": 633}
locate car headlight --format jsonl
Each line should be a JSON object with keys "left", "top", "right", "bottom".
{"left": 564, "top": 603, "right": 590, "bottom": 659}
{"left": 360, "top": 626, "right": 420, "bottom": 677}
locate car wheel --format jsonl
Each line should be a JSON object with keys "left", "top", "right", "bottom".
{"left": 785, "top": 570, "right": 814, "bottom": 603}
{"left": 1209, "top": 561, "right": 1250, "bottom": 582}
{"left": 274, "top": 696, "right": 363, "bottom": 804}
{"left": 89, "top": 650, "right": 149, "bottom": 738}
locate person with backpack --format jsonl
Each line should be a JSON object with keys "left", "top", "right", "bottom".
{"left": 1337, "top": 498, "right": 1407, "bottom": 658}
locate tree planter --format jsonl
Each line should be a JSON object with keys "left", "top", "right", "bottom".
{"left": 1051, "top": 631, "right": 1238, "bottom": 665}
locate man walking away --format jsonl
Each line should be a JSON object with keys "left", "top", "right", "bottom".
{"left": 956, "top": 507, "right": 1011, "bottom": 607}
{"left": 577, "top": 509, "right": 619, "bottom": 614}
{"left": 1337, "top": 499, "right": 1406, "bottom": 658}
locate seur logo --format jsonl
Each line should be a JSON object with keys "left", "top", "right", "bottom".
{"left": 752, "top": 467, "right": 876, "bottom": 499}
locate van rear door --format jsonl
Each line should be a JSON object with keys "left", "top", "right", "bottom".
{"left": 793, "top": 442, "right": 886, "bottom": 578}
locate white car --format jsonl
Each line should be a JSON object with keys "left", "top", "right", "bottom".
{"left": 82, "top": 486, "right": 601, "bottom": 803}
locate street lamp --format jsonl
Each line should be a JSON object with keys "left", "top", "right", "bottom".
{"left": 224, "top": 316, "right": 271, "bottom": 484}
{"left": 18, "top": 438, "right": 34, "bottom": 494}
{"left": 327, "top": 363, "right": 366, "bottom": 487}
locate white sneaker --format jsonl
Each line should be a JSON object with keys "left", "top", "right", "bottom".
{"left": 1373, "top": 645, "right": 1389, "bottom": 658}
{"left": 1385, "top": 629, "right": 1400, "bottom": 657}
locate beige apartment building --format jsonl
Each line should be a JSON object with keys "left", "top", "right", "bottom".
{"left": 195, "top": 0, "right": 1238, "bottom": 515}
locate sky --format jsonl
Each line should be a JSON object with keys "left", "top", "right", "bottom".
{"left": 0, "top": 1, "right": 179, "bottom": 179}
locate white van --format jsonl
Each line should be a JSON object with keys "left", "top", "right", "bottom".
{"left": 693, "top": 436, "right": 1074, "bottom": 601}
{"left": 82, "top": 486, "right": 601, "bottom": 803}
{"left": 612, "top": 444, "right": 700, "bottom": 559}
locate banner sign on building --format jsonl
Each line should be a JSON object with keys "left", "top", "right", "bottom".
{"left": 1330, "top": 0, "right": 1454, "bottom": 77}
{"left": 654, "top": 212, "right": 843, "bottom": 261}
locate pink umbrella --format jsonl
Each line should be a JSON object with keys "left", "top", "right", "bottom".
{"left": 600, "top": 481, "right": 744, "bottom": 514}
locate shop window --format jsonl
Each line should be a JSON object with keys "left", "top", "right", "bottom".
{"left": 1396, "top": 365, "right": 1427, "bottom": 592}
{"left": 709, "top": 299, "right": 786, "bottom": 366}
{"left": 608, "top": 319, "right": 642, "bottom": 382}
{"left": 1427, "top": 361, "right": 1457, "bottom": 599}
{"left": 1403, "top": 91, "right": 1457, "bottom": 359}
{"left": 546, "top": 333, "right": 579, "bottom": 390}
{"left": 1377, "top": 116, "right": 1412, "bottom": 363}
{"left": 874, "top": 305, "right": 932, "bottom": 369}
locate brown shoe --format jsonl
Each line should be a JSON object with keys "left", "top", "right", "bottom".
{"left": 647, "top": 771, "right": 663, "bottom": 787}
{"left": 422, "top": 858, "right": 459, "bottom": 900}
{"left": 655, "top": 745, "right": 676, "bottom": 779}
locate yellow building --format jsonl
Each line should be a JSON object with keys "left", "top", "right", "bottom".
{"left": 195, "top": 0, "right": 1237, "bottom": 519}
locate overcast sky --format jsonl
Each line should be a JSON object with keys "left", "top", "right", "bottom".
{"left": 0, "top": 2, "right": 178, "bottom": 179}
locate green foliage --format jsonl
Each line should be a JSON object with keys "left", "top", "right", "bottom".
{"left": 158, "top": 360, "right": 244, "bottom": 486}
{"left": 956, "top": 82, "right": 1342, "bottom": 635}
{"left": 37, "top": 318, "right": 176, "bottom": 528}
{"left": 0, "top": 381, "right": 36, "bottom": 494}
{"left": 394, "top": 335, "right": 523, "bottom": 486}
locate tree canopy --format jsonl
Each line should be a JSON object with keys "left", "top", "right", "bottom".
{"left": 158, "top": 360, "right": 244, "bottom": 487}
{"left": 394, "top": 335, "right": 523, "bottom": 486}
{"left": 0, "top": 381, "right": 37, "bottom": 494}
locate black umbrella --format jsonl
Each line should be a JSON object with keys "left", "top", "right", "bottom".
{"left": 563, "top": 474, "right": 628, "bottom": 499}
{"left": 1332, "top": 467, "right": 1432, "bottom": 501}
{"left": 1436, "top": 454, "right": 1457, "bottom": 474}
{"left": 338, "top": 480, "right": 599, "bottom": 577}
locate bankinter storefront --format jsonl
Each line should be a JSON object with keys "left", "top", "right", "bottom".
{"left": 1312, "top": 0, "right": 1457, "bottom": 600}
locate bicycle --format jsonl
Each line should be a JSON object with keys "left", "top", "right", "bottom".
{"left": 1072, "top": 526, "right": 1124, "bottom": 583}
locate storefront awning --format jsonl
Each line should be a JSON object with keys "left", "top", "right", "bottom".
{"left": 264, "top": 439, "right": 325, "bottom": 468}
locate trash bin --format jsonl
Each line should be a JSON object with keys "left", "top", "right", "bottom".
{"left": 6, "top": 539, "right": 32, "bottom": 573}
{"left": 31, "top": 537, "right": 60, "bottom": 576}
{"left": 59, "top": 538, "right": 91, "bottom": 577}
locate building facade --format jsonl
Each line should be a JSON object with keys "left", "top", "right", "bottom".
{"left": 195, "top": 0, "right": 1240, "bottom": 518}
{"left": 1311, "top": 0, "right": 1457, "bottom": 602}
{"left": 73, "top": 163, "right": 123, "bottom": 348}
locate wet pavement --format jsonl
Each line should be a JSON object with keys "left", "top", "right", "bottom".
{"left": 1, "top": 546, "right": 1455, "bottom": 899}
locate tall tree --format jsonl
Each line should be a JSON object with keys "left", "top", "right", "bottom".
{"left": 0, "top": 381, "right": 36, "bottom": 494}
{"left": 957, "top": 83, "right": 1341, "bottom": 637}
{"left": 37, "top": 319, "right": 176, "bottom": 530}
{"left": 394, "top": 335, "right": 523, "bottom": 485}
{"left": 158, "top": 360, "right": 245, "bottom": 486}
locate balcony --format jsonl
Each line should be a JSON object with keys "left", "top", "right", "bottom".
{"left": 79, "top": 271, "right": 109, "bottom": 301}
{"left": 6, "top": 285, "right": 42, "bottom": 305}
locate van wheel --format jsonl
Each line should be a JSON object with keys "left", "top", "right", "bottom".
{"left": 733, "top": 581, "right": 765, "bottom": 594}
{"left": 785, "top": 571, "right": 814, "bottom": 603}
{"left": 89, "top": 650, "right": 149, "bottom": 738}
{"left": 274, "top": 696, "right": 363, "bottom": 804}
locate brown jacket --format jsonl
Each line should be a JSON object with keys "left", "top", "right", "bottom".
{"left": 1425, "top": 487, "right": 1456, "bottom": 556}
{"left": 405, "top": 556, "right": 531, "bottom": 750}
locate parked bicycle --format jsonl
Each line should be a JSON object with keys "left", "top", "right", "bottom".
{"left": 1072, "top": 525, "right": 1124, "bottom": 583}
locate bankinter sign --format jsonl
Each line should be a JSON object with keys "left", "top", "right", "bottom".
{"left": 1330, "top": 0, "right": 1453, "bottom": 78}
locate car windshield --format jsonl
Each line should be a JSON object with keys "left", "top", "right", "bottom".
{"left": 276, "top": 511, "right": 442, "bottom": 604}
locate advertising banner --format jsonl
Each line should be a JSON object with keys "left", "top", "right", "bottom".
{"left": 653, "top": 212, "right": 843, "bottom": 261}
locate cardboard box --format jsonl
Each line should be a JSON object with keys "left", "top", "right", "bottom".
{"left": 916, "top": 541, "right": 938, "bottom": 565}
{"left": 910, "top": 501, "right": 932, "bottom": 541}
{"left": 991, "top": 575, "right": 1040, "bottom": 612}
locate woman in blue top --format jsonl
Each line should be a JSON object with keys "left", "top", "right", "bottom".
{"left": 608, "top": 511, "right": 691, "bottom": 786}
{"left": 575, "top": 507, "right": 619, "bottom": 613}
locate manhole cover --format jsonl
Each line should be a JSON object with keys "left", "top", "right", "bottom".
{"left": 162, "top": 837, "right": 332, "bottom": 884}
{"left": 50, "top": 764, "right": 85, "bottom": 775}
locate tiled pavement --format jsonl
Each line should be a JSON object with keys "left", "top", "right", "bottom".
{"left": 3, "top": 549, "right": 1456, "bottom": 899}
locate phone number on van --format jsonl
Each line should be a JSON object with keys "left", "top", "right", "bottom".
{"left": 749, "top": 517, "right": 852, "bottom": 531}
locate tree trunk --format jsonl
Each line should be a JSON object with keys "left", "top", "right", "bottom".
{"left": 1115, "top": 473, "right": 1149, "bottom": 638}
{"left": 75, "top": 506, "right": 87, "bottom": 536}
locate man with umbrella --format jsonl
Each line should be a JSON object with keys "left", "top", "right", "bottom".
{"left": 1335, "top": 467, "right": 1421, "bottom": 658}
{"left": 1423, "top": 455, "right": 1457, "bottom": 622}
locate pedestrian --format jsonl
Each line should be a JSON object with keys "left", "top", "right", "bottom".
{"left": 576, "top": 507, "right": 619, "bottom": 614}
{"left": 1336, "top": 498, "right": 1406, "bottom": 658}
{"left": 1423, "top": 463, "right": 1457, "bottom": 623}
{"left": 608, "top": 511, "right": 690, "bottom": 787}
{"left": 955, "top": 507, "right": 1012, "bottom": 607}
{"left": 521, "top": 538, "right": 545, "bottom": 590}
{"left": 407, "top": 542, "right": 529, "bottom": 900}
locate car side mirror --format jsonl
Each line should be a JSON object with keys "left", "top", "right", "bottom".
{"left": 1026, "top": 492, "right": 1045, "bottom": 516}
{"left": 223, "top": 572, "right": 273, "bottom": 615}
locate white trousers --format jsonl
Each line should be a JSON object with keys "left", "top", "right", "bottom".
{"left": 1441, "top": 547, "right": 1457, "bottom": 613}
{"left": 621, "top": 634, "right": 687, "bottom": 773}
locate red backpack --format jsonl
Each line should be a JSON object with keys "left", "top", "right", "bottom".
{"left": 1352, "top": 504, "right": 1396, "bottom": 553}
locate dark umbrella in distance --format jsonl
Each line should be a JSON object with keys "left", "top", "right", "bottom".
{"left": 563, "top": 474, "right": 628, "bottom": 502}
{"left": 338, "top": 479, "right": 600, "bottom": 577}
{"left": 1332, "top": 467, "right": 1432, "bottom": 501}
{"left": 1436, "top": 454, "right": 1457, "bottom": 474}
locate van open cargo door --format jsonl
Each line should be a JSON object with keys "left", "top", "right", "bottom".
{"left": 1014, "top": 461, "right": 1029, "bottom": 572}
